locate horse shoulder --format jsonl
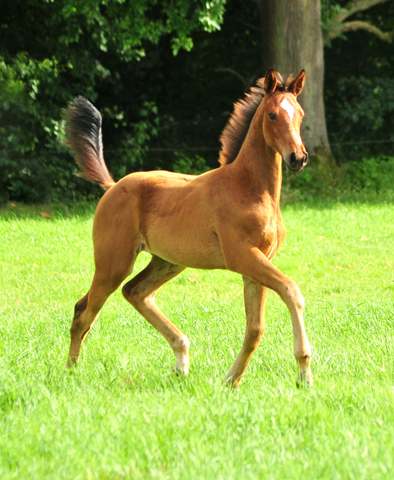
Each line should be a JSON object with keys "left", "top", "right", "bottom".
{"left": 215, "top": 200, "right": 277, "bottom": 251}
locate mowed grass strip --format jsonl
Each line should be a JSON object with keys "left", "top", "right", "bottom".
{"left": 1, "top": 201, "right": 394, "bottom": 480}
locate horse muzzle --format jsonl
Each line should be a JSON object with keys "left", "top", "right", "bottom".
{"left": 286, "top": 151, "right": 308, "bottom": 172}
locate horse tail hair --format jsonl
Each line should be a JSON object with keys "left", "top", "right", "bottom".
{"left": 63, "top": 96, "right": 116, "bottom": 190}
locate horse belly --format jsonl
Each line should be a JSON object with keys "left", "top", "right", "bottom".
{"left": 143, "top": 217, "right": 225, "bottom": 270}
{"left": 113, "top": 170, "right": 225, "bottom": 269}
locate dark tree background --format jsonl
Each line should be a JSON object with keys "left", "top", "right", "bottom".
{"left": 324, "top": 1, "right": 394, "bottom": 163}
{"left": 1, "top": 0, "right": 394, "bottom": 202}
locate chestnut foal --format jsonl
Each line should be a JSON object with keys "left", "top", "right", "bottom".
{"left": 64, "top": 69, "right": 312, "bottom": 387}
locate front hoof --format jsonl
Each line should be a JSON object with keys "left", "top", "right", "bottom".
{"left": 296, "top": 370, "right": 313, "bottom": 389}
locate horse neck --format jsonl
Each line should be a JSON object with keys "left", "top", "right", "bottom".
{"left": 230, "top": 105, "right": 283, "bottom": 206}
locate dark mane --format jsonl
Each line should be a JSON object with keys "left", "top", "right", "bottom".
{"left": 219, "top": 73, "right": 292, "bottom": 166}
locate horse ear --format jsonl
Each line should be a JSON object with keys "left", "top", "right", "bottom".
{"left": 264, "top": 69, "right": 278, "bottom": 94}
{"left": 288, "top": 70, "right": 306, "bottom": 96}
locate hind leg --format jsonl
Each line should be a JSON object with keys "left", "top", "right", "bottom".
{"left": 66, "top": 183, "right": 143, "bottom": 368}
{"left": 67, "top": 232, "right": 138, "bottom": 368}
{"left": 67, "top": 271, "right": 129, "bottom": 368}
{"left": 122, "top": 255, "right": 189, "bottom": 375}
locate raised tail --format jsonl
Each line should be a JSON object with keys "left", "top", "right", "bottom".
{"left": 63, "top": 96, "right": 115, "bottom": 190}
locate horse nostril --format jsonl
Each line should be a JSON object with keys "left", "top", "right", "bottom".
{"left": 303, "top": 152, "right": 308, "bottom": 164}
{"left": 290, "top": 152, "right": 298, "bottom": 168}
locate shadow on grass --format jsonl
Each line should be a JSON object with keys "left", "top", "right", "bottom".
{"left": 0, "top": 202, "right": 97, "bottom": 220}
{"left": 3, "top": 189, "right": 394, "bottom": 223}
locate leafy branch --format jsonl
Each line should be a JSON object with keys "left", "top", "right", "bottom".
{"left": 325, "top": 0, "right": 394, "bottom": 43}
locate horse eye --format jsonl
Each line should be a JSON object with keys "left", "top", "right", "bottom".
{"left": 268, "top": 113, "right": 276, "bottom": 121}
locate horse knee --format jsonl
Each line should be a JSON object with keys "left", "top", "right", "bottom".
{"left": 281, "top": 281, "right": 304, "bottom": 310}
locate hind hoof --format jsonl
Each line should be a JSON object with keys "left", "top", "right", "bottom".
{"left": 172, "top": 363, "right": 189, "bottom": 377}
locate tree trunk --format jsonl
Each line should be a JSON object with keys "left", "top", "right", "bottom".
{"left": 257, "top": 0, "right": 334, "bottom": 164}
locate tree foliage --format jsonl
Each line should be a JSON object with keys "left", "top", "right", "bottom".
{"left": 1, "top": 0, "right": 394, "bottom": 202}
{"left": 324, "top": 0, "right": 394, "bottom": 160}
{"left": 0, "top": 0, "right": 225, "bottom": 202}
{"left": 322, "top": 0, "right": 394, "bottom": 44}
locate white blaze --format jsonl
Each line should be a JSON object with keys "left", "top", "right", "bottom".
{"left": 280, "top": 98, "right": 302, "bottom": 146}
{"left": 280, "top": 98, "right": 295, "bottom": 120}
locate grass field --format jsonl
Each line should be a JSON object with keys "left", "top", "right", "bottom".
{"left": 1, "top": 199, "right": 394, "bottom": 479}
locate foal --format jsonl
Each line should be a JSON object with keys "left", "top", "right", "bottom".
{"left": 64, "top": 69, "right": 312, "bottom": 386}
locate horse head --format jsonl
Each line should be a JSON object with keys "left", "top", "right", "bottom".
{"left": 263, "top": 69, "right": 308, "bottom": 172}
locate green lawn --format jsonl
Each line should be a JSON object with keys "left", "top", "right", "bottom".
{"left": 1, "top": 200, "right": 394, "bottom": 479}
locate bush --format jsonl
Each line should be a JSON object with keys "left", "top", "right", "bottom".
{"left": 282, "top": 156, "right": 394, "bottom": 203}
{"left": 172, "top": 155, "right": 210, "bottom": 175}
{"left": 338, "top": 156, "right": 394, "bottom": 194}
{"left": 326, "top": 76, "right": 394, "bottom": 163}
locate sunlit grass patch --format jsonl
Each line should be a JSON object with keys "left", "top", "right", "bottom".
{"left": 1, "top": 200, "right": 394, "bottom": 479}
